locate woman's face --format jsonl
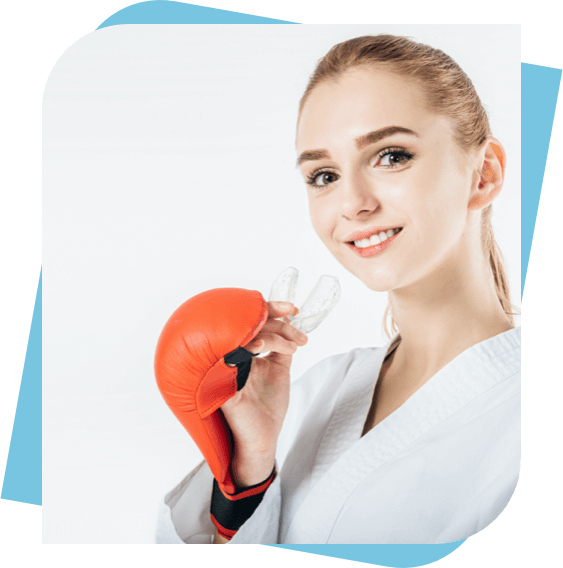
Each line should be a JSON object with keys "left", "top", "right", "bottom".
{"left": 296, "top": 67, "right": 477, "bottom": 293}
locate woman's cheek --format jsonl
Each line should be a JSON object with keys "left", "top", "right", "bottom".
{"left": 309, "top": 200, "right": 333, "bottom": 245}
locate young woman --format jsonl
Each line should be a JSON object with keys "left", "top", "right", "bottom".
{"left": 156, "top": 34, "right": 520, "bottom": 544}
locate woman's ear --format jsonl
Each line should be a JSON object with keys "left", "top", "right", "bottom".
{"left": 468, "top": 138, "right": 506, "bottom": 211}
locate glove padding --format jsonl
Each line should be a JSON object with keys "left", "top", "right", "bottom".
{"left": 154, "top": 288, "right": 269, "bottom": 496}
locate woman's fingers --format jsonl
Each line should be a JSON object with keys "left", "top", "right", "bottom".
{"left": 267, "top": 301, "right": 299, "bottom": 320}
{"left": 243, "top": 304, "right": 308, "bottom": 355}
{"left": 261, "top": 318, "right": 308, "bottom": 345}
{"left": 243, "top": 332, "right": 300, "bottom": 357}
{"left": 226, "top": 302, "right": 305, "bottom": 366}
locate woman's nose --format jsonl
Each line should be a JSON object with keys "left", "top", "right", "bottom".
{"left": 339, "top": 174, "right": 380, "bottom": 220}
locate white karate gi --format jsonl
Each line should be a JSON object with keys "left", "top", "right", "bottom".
{"left": 156, "top": 326, "right": 520, "bottom": 544}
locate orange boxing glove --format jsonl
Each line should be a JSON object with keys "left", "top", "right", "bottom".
{"left": 154, "top": 288, "right": 275, "bottom": 540}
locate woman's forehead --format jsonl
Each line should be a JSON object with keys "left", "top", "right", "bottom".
{"left": 300, "top": 70, "right": 425, "bottom": 122}
{"left": 303, "top": 68, "right": 424, "bottom": 112}
{"left": 296, "top": 70, "right": 443, "bottom": 153}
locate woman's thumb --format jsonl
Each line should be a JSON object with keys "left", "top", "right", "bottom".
{"left": 267, "top": 301, "right": 298, "bottom": 319}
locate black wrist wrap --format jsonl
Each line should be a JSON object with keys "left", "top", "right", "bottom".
{"left": 210, "top": 466, "right": 276, "bottom": 541}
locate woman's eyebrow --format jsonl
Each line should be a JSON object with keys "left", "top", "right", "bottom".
{"left": 296, "top": 126, "right": 419, "bottom": 167}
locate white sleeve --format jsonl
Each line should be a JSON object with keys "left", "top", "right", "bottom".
{"left": 155, "top": 459, "right": 282, "bottom": 544}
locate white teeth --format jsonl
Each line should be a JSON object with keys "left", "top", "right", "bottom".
{"left": 353, "top": 228, "right": 401, "bottom": 248}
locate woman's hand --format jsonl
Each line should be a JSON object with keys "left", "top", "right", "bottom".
{"left": 220, "top": 301, "right": 307, "bottom": 487}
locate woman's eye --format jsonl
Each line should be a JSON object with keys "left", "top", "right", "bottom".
{"left": 378, "top": 150, "right": 413, "bottom": 168}
{"left": 317, "top": 172, "right": 338, "bottom": 185}
{"left": 307, "top": 171, "right": 339, "bottom": 187}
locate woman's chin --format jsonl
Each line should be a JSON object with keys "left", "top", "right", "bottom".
{"left": 364, "top": 282, "right": 394, "bottom": 293}
{"left": 358, "top": 274, "right": 398, "bottom": 293}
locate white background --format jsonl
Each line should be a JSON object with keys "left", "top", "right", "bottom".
{"left": 41, "top": 24, "right": 520, "bottom": 544}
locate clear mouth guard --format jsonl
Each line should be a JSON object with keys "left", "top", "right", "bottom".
{"left": 268, "top": 267, "right": 340, "bottom": 334}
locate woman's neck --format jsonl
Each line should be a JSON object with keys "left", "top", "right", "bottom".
{"left": 387, "top": 244, "right": 514, "bottom": 381}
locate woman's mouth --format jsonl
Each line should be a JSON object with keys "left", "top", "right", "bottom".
{"left": 346, "top": 227, "right": 403, "bottom": 258}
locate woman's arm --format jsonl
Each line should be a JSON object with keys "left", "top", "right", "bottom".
{"left": 213, "top": 530, "right": 229, "bottom": 544}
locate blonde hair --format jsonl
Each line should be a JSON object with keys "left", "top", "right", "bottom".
{"left": 297, "top": 34, "right": 518, "bottom": 337}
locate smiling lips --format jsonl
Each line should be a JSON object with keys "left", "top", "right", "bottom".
{"left": 350, "top": 227, "right": 402, "bottom": 248}
{"left": 344, "top": 224, "right": 403, "bottom": 243}
{"left": 345, "top": 227, "right": 403, "bottom": 258}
